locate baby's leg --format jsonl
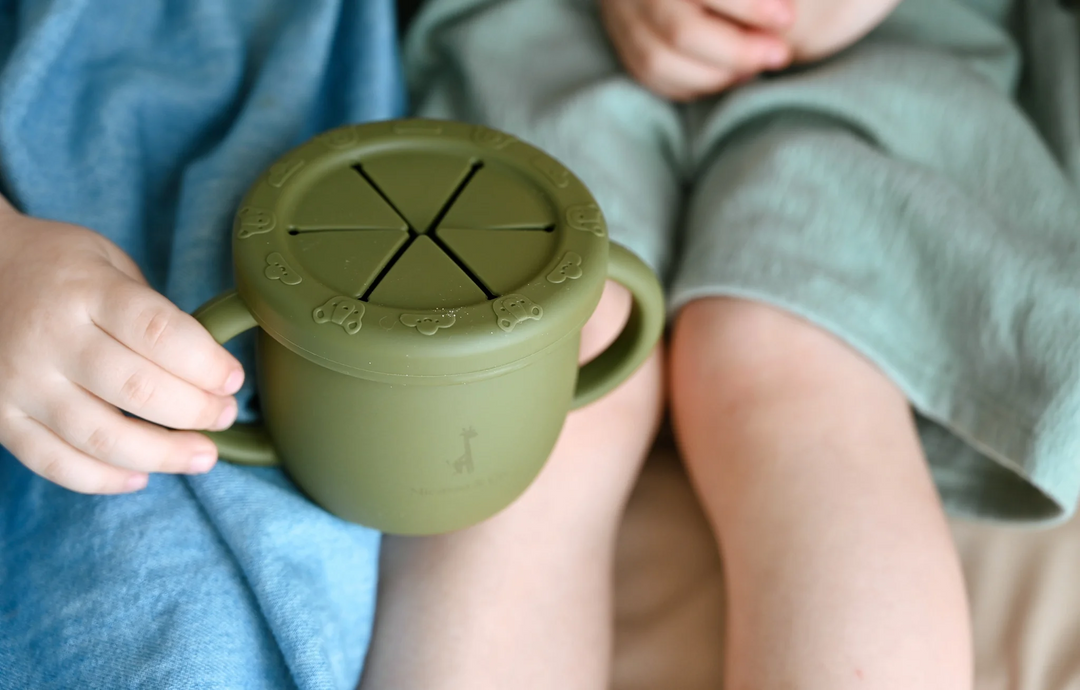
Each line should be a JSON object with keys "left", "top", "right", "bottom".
{"left": 670, "top": 298, "right": 972, "bottom": 689}
{"left": 359, "top": 281, "right": 663, "bottom": 690}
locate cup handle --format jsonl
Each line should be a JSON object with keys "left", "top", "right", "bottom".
{"left": 571, "top": 243, "right": 665, "bottom": 409}
{"left": 192, "top": 290, "right": 279, "bottom": 466}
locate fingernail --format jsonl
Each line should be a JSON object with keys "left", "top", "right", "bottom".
{"left": 212, "top": 401, "right": 237, "bottom": 431}
{"left": 125, "top": 474, "right": 149, "bottom": 492}
{"left": 189, "top": 452, "right": 217, "bottom": 474}
{"left": 222, "top": 369, "right": 244, "bottom": 395}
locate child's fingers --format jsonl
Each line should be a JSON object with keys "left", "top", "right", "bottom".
{"left": 646, "top": 0, "right": 790, "bottom": 74}
{"left": 0, "top": 412, "right": 148, "bottom": 494}
{"left": 699, "top": 0, "right": 794, "bottom": 29}
{"left": 621, "top": 18, "right": 738, "bottom": 100}
{"left": 29, "top": 382, "right": 219, "bottom": 476}
{"left": 91, "top": 278, "right": 244, "bottom": 397}
{"left": 67, "top": 331, "right": 237, "bottom": 432}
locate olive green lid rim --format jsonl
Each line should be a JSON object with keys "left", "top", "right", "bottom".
{"left": 244, "top": 293, "right": 587, "bottom": 384}
{"left": 231, "top": 118, "right": 610, "bottom": 378}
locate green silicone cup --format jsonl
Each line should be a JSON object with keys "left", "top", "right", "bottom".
{"left": 193, "top": 119, "right": 665, "bottom": 535}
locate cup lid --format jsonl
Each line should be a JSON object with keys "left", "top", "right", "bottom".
{"left": 231, "top": 119, "right": 609, "bottom": 380}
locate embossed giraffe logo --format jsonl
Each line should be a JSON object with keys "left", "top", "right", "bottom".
{"left": 448, "top": 427, "right": 478, "bottom": 475}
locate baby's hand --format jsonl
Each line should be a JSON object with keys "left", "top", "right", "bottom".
{"left": 598, "top": 0, "right": 795, "bottom": 101}
{"left": 779, "top": 0, "right": 902, "bottom": 63}
{"left": 0, "top": 203, "right": 244, "bottom": 494}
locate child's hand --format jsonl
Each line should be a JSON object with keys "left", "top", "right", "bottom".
{"left": 0, "top": 203, "right": 244, "bottom": 494}
{"left": 779, "top": 0, "right": 902, "bottom": 62}
{"left": 598, "top": 0, "right": 795, "bottom": 101}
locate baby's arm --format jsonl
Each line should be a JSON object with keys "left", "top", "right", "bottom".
{"left": 0, "top": 195, "right": 243, "bottom": 494}
{"left": 599, "top": 0, "right": 902, "bottom": 101}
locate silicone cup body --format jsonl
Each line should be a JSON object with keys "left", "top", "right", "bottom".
{"left": 258, "top": 328, "right": 578, "bottom": 534}
{"left": 194, "top": 242, "right": 663, "bottom": 535}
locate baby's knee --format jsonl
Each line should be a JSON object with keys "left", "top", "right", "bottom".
{"left": 578, "top": 279, "right": 633, "bottom": 365}
{"left": 565, "top": 279, "right": 663, "bottom": 443}
{"left": 670, "top": 297, "right": 870, "bottom": 411}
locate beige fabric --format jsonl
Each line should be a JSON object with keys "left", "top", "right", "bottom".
{"left": 611, "top": 436, "right": 1080, "bottom": 689}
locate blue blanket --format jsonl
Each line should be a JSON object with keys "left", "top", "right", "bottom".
{"left": 0, "top": 1, "right": 403, "bottom": 687}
